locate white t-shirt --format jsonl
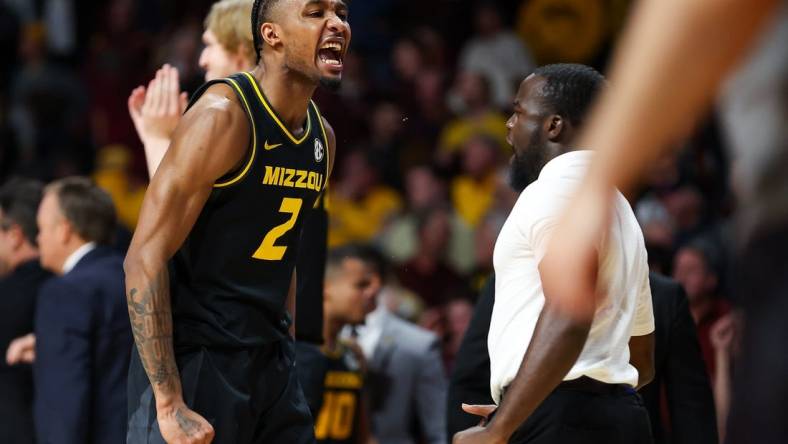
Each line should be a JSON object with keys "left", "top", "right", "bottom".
{"left": 488, "top": 150, "right": 654, "bottom": 404}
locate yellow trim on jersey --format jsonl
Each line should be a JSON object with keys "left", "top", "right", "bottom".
{"left": 311, "top": 100, "right": 331, "bottom": 191}
{"left": 242, "top": 71, "right": 311, "bottom": 145}
{"left": 324, "top": 371, "right": 363, "bottom": 390}
{"left": 312, "top": 190, "right": 324, "bottom": 209}
{"left": 214, "top": 78, "right": 258, "bottom": 188}
{"left": 320, "top": 187, "right": 330, "bottom": 210}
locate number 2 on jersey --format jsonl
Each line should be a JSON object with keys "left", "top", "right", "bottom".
{"left": 252, "top": 197, "right": 303, "bottom": 261}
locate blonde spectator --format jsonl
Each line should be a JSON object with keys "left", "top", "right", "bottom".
{"left": 127, "top": 0, "right": 254, "bottom": 178}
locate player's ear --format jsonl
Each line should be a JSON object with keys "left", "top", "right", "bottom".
{"left": 545, "top": 115, "right": 564, "bottom": 142}
{"left": 58, "top": 218, "right": 73, "bottom": 245}
{"left": 261, "top": 23, "right": 281, "bottom": 49}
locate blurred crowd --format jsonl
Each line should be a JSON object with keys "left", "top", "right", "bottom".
{"left": 0, "top": 0, "right": 744, "bottom": 443}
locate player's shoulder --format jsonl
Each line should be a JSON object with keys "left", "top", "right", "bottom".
{"left": 319, "top": 115, "right": 335, "bottom": 142}
{"left": 316, "top": 114, "right": 337, "bottom": 175}
{"left": 180, "top": 83, "right": 247, "bottom": 136}
{"left": 511, "top": 179, "right": 562, "bottom": 222}
{"left": 190, "top": 82, "right": 243, "bottom": 115}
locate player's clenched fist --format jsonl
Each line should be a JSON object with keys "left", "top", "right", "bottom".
{"left": 157, "top": 402, "right": 215, "bottom": 444}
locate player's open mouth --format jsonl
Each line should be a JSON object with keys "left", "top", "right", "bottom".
{"left": 317, "top": 39, "right": 344, "bottom": 71}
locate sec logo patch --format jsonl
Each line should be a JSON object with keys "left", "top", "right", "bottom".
{"left": 314, "top": 138, "right": 324, "bottom": 162}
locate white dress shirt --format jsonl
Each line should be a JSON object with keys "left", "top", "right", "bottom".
{"left": 61, "top": 242, "right": 96, "bottom": 275}
{"left": 351, "top": 302, "right": 386, "bottom": 359}
{"left": 488, "top": 151, "right": 654, "bottom": 404}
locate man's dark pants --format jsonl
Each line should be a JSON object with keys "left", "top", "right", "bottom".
{"left": 505, "top": 377, "right": 653, "bottom": 444}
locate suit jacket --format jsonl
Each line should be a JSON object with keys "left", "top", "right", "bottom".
{"left": 0, "top": 260, "right": 51, "bottom": 444}
{"left": 641, "top": 272, "right": 717, "bottom": 444}
{"left": 446, "top": 277, "right": 495, "bottom": 438}
{"left": 366, "top": 310, "right": 447, "bottom": 444}
{"left": 33, "top": 246, "right": 132, "bottom": 444}
{"left": 447, "top": 274, "right": 717, "bottom": 444}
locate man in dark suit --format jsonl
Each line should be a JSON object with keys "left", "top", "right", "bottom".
{"left": 642, "top": 272, "right": 717, "bottom": 444}
{"left": 448, "top": 273, "right": 717, "bottom": 444}
{"left": 25, "top": 177, "right": 130, "bottom": 444}
{"left": 0, "top": 179, "right": 49, "bottom": 444}
{"left": 446, "top": 276, "right": 495, "bottom": 437}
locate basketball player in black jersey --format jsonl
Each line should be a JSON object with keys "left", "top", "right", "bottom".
{"left": 123, "top": 1, "right": 350, "bottom": 443}
{"left": 315, "top": 245, "right": 377, "bottom": 444}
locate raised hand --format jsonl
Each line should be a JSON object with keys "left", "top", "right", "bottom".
{"left": 128, "top": 64, "right": 189, "bottom": 177}
{"left": 128, "top": 64, "right": 188, "bottom": 144}
{"left": 710, "top": 312, "right": 743, "bottom": 356}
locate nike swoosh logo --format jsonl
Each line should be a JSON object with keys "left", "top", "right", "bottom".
{"left": 264, "top": 141, "right": 283, "bottom": 151}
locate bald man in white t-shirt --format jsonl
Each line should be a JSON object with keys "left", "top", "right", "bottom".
{"left": 453, "top": 64, "right": 655, "bottom": 444}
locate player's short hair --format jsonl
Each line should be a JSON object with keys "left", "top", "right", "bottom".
{"left": 46, "top": 177, "right": 117, "bottom": 246}
{"left": 531, "top": 63, "right": 606, "bottom": 127}
{"left": 205, "top": 0, "right": 256, "bottom": 66}
{"left": 326, "top": 244, "right": 387, "bottom": 281}
{"left": 251, "top": 0, "right": 282, "bottom": 63}
{"left": 0, "top": 178, "right": 44, "bottom": 246}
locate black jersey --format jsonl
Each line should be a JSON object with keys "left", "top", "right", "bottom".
{"left": 315, "top": 343, "right": 364, "bottom": 444}
{"left": 170, "top": 72, "right": 330, "bottom": 349}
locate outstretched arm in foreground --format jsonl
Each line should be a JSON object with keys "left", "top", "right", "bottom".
{"left": 539, "top": 0, "right": 780, "bottom": 320}
{"left": 124, "top": 82, "right": 248, "bottom": 444}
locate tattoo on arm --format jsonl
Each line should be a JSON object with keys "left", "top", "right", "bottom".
{"left": 127, "top": 270, "right": 181, "bottom": 397}
{"left": 175, "top": 407, "right": 201, "bottom": 437}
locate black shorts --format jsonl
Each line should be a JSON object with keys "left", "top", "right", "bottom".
{"left": 127, "top": 338, "right": 315, "bottom": 444}
{"left": 295, "top": 341, "right": 329, "bottom": 417}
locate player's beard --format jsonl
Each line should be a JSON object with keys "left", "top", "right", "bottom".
{"left": 282, "top": 54, "right": 341, "bottom": 92}
{"left": 509, "top": 132, "right": 551, "bottom": 192}
{"left": 320, "top": 76, "right": 341, "bottom": 92}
